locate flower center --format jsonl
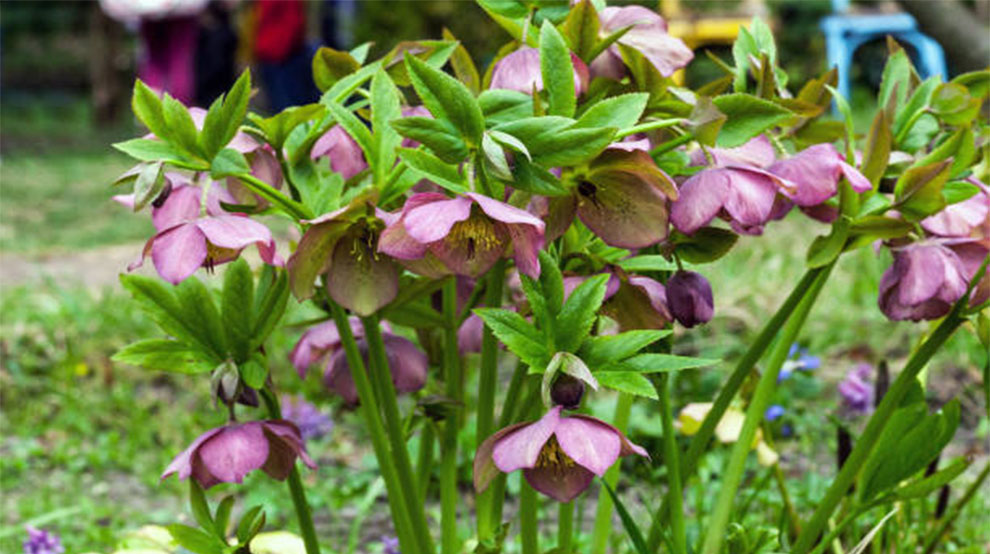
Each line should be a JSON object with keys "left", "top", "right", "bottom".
{"left": 447, "top": 214, "right": 500, "bottom": 260}
{"left": 204, "top": 242, "right": 239, "bottom": 273}
{"left": 535, "top": 435, "right": 575, "bottom": 470}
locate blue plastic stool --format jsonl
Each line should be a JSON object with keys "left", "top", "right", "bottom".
{"left": 820, "top": 0, "right": 947, "bottom": 105}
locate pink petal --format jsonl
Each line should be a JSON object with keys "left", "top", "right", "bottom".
{"left": 523, "top": 464, "right": 595, "bottom": 503}
{"left": 554, "top": 415, "right": 622, "bottom": 476}
{"left": 723, "top": 169, "right": 778, "bottom": 226}
{"left": 670, "top": 169, "right": 730, "bottom": 235}
{"left": 161, "top": 427, "right": 224, "bottom": 482}
{"left": 152, "top": 185, "right": 201, "bottom": 231}
{"left": 196, "top": 215, "right": 273, "bottom": 250}
{"left": 403, "top": 195, "right": 474, "bottom": 244}
{"left": 152, "top": 224, "right": 208, "bottom": 284}
{"left": 378, "top": 221, "right": 430, "bottom": 260}
{"left": 197, "top": 423, "right": 270, "bottom": 484}
{"left": 506, "top": 223, "right": 545, "bottom": 279}
{"left": 468, "top": 193, "right": 546, "bottom": 229}
{"left": 474, "top": 421, "right": 530, "bottom": 492}
{"left": 384, "top": 335, "right": 428, "bottom": 394}
{"left": 492, "top": 406, "right": 561, "bottom": 473}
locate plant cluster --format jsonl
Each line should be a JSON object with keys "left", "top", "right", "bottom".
{"left": 103, "top": 1, "right": 988, "bottom": 553}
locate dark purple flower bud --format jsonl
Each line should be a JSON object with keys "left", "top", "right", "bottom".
{"left": 550, "top": 373, "right": 586, "bottom": 410}
{"left": 665, "top": 271, "right": 714, "bottom": 328}
{"left": 162, "top": 420, "right": 317, "bottom": 489}
{"left": 838, "top": 363, "right": 874, "bottom": 416}
{"left": 23, "top": 527, "right": 63, "bottom": 554}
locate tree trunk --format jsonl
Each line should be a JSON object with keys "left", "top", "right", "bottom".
{"left": 89, "top": 4, "right": 126, "bottom": 127}
{"left": 897, "top": 0, "right": 990, "bottom": 74}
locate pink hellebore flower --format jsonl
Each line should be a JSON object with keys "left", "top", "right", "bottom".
{"left": 921, "top": 178, "right": 990, "bottom": 237}
{"left": 312, "top": 125, "right": 367, "bottom": 180}
{"left": 671, "top": 136, "right": 789, "bottom": 235}
{"left": 489, "top": 47, "right": 589, "bottom": 97}
{"left": 591, "top": 6, "right": 694, "bottom": 79}
{"left": 128, "top": 182, "right": 282, "bottom": 284}
{"left": 379, "top": 192, "right": 545, "bottom": 279}
{"left": 767, "top": 143, "right": 871, "bottom": 207}
{"left": 665, "top": 271, "right": 714, "bottom": 328}
{"left": 474, "top": 405, "right": 648, "bottom": 502}
{"left": 290, "top": 318, "right": 427, "bottom": 406}
{"left": 878, "top": 241, "right": 970, "bottom": 321}
{"left": 162, "top": 420, "right": 316, "bottom": 489}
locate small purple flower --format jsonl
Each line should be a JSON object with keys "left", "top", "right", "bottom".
{"left": 162, "top": 420, "right": 316, "bottom": 489}
{"left": 280, "top": 395, "right": 334, "bottom": 440}
{"left": 590, "top": 6, "right": 694, "bottom": 79}
{"left": 878, "top": 241, "right": 970, "bottom": 321}
{"left": 382, "top": 536, "right": 400, "bottom": 554}
{"left": 665, "top": 271, "right": 714, "bottom": 328}
{"left": 778, "top": 344, "right": 820, "bottom": 381}
{"left": 125, "top": 181, "right": 282, "bottom": 284}
{"left": 838, "top": 364, "right": 874, "bottom": 416}
{"left": 23, "top": 527, "right": 63, "bottom": 554}
{"left": 767, "top": 143, "right": 871, "bottom": 208}
{"left": 489, "top": 47, "right": 589, "bottom": 97}
{"left": 474, "top": 406, "right": 648, "bottom": 502}
{"left": 291, "top": 318, "right": 427, "bottom": 406}
{"left": 312, "top": 125, "right": 367, "bottom": 180}
{"left": 765, "top": 405, "right": 785, "bottom": 421}
{"left": 378, "top": 192, "right": 545, "bottom": 279}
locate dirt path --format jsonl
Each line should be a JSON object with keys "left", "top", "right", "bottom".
{"left": 0, "top": 243, "right": 153, "bottom": 290}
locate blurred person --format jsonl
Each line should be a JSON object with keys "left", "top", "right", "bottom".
{"left": 252, "top": 0, "right": 319, "bottom": 112}
{"left": 100, "top": 0, "right": 209, "bottom": 105}
{"left": 195, "top": 1, "right": 239, "bottom": 106}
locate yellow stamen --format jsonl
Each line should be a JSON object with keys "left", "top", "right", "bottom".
{"left": 447, "top": 214, "right": 501, "bottom": 259}
{"left": 535, "top": 435, "right": 575, "bottom": 470}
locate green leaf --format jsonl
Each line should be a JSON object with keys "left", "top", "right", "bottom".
{"left": 189, "top": 480, "right": 214, "bottom": 532}
{"left": 576, "top": 93, "right": 648, "bottom": 129}
{"left": 599, "top": 353, "right": 719, "bottom": 373}
{"left": 942, "top": 180, "right": 980, "bottom": 205}
{"left": 120, "top": 275, "right": 218, "bottom": 356}
{"left": 482, "top": 133, "right": 513, "bottom": 180}
{"left": 475, "top": 308, "right": 550, "bottom": 369}
{"left": 595, "top": 371, "right": 657, "bottom": 399}
{"left": 132, "top": 79, "right": 168, "bottom": 138}
{"left": 686, "top": 96, "right": 727, "bottom": 146}
{"left": 892, "top": 76, "right": 938, "bottom": 143}
{"left": 806, "top": 216, "right": 850, "bottom": 268}
{"left": 112, "top": 339, "right": 218, "bottom": 374}
{"left": 405, "top": 52, "right": 485, "bottom": 146}
{"left": 600, "top": 480, "right": 651, "bottom": 554}
{"left": 131, "top": 161, "right": 166, "bottom": 211}
{"left": 479, "top": 89, "right": 534, "bottom": 126}
{"left": 218, "top": 69, "right": 251, "bottom": 149}
{"left": 538, "top": 250, "right": 565, "bottom": 316}
{"left": 113, "top": 138, "right": 202, "bottom": 168}
{"left": 931, "top": 82, "right": 982, "bottom": 126}
{"left": 251, "top": 268, "right": 289, "bottom": 348}
{"left": 879, "top": 44, "right": 914, "bottom": 114}
{"left": 540, "top": 20, "right": 577, "bottom": 118}
{"left": 222, "top": 259, "right": 254, "bottom": 363}
{"left": 555, "top": 274, "right": 609, "bottom": 353}
{"left": 615, "top": 255, "right": 677, "bottom": 273}
{"left": 236, "top": 506, "right": 266, "bottom": 544}
{"left": 167, "top": 524, "right": 225, "bottom": 554}
{"left": 562, "top": 0, "right": 600, "bottom": 61}
{"left": 391, "top": 117, "right": 469, "bottom": 163}
{"left": 861, "top": 110, "right": 891, "bottom": 187}
{"left": 494, "top": 116, "right": 615, "bottom": 167}
{"left": 371, "top": 70, "right": 404, "bottom": 184}
{"left": 213, "top": 496, "right": 235, "bottom": 539}
{"left": 894, "top": 456, "right": 970, "bottom": 500}
{"left": 240, "top": 357, "right": 268, "bottom": 389}
{"left": 712, "top": 93, "right": 792, "bottom": 147}
{"left": 579, "top": 330, "right": 671, "bottom": 366}
{"left": 398, "top": 148, "right": 468, "bottom": 193}
{"left": 175, "top": 277, "right": 228, "bottom": 358}
{"left": 847, "top": 216, "right": 913, "bottom": 249}
{"left": 249, "top": 104, "right": 325, "bottom": 151}
{"left": 325, "top": 100, "right": 375, "bottom": 166}
{"left": 210, "top": 148, "right": 251, "bottom": 179}
{"left": 671, "top": 228, "right": 739, "bottom": 264}
{"left": 893, "top": 159, "right": 952, "bottom": 220}
{"left": 510, "top": 156, "right": 570, "bottom": 196}
{"left": 198, "top": 96, "right": 226, "bottom": 159}
{"left": 916, "top": 127, "right": 976, "bottom": 178}
{"left": 951, "top": 69, "right": 990, "bottom": 99}
{"left": 312, "top": 46, "right": 360, "bottom": 92}
{"left": 162, "top": 93, "right": 202, "bottom": 157}
{"left": 443, "top": 28, "right": 481, "bottom": 94}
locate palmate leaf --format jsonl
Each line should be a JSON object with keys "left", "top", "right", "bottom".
{"left": 120, "top": 274, "right": 220, "bottom": 357}
{"left": 475, "top": 308, "right": 549, "bottom": 369}
{"left": 404, "top": 52, "right": 485, "bottom": 147}
{"left": 579, "top": 330, "right": 671, "bottom": 366}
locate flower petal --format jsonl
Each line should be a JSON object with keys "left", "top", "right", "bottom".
{"left": 152, "top": 223, "right": 208, "bottom": 284}
{"left": 197, "top": 423, "right": 270, "bottom": 484}
{"left": 327, "top": 238, "right": 399, "bottom": 317}
{"left": 196, "top": 215, "right": 274, "bottom": 250}
{"left": 161, "top": 427, "right": 224, "bottom": 482}
{"left": 578, "top": 171, "right": 669, "bottom": 248}
{"left": 473, "top": 421, "right": 530, "bottom": 493}
{"left": 671, "top": 169, "right": 730, "bottom": 235}
{"left": 152, "top": 184, "right": 201, "bottom": 231}
{"left": 523, "top": 464, "right": 596, "bottom": 503}
{"left": 554, "top": 415, "right": 622, "bottom": 476}
{"left": 723, "top": 169, "right": 778, "bottom": 226}
{"left": 383, "top": 334, "right": 428, "bottom": 394}
{"left": 403, "top": 195, "right": 474, "bottom": 244}
{"left": 492, "top": 406, "right": 561, "bottom": 473}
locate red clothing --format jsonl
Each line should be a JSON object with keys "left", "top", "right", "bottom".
{"left": 253, "top": 0, "right": 306, "bottom": 63}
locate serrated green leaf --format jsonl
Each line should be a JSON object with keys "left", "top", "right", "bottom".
{"left": 312, "top": 46, "right": 360, "bottom": 92}
{"left": 893, "top": 159, "right": 952, "bottom": 220}
{"left": 167, "top": 524, "right": 225, "bottom": 554}
{"left": 175, "top": 277, "right": 227, "bottom": 358}
{"left": 475, "top": 308, "right": 549, "bottom": 369}
{"left": 510, "top": 156, "right": 570, "bottom": 196}
{"left": 555, "top": 273, "right": 609, "bottom": 353}
{"left": 120, "top": 274, "right": 219, "bottom": 356}
{"left": 371, "top": 70, "right": 404, "bottom": 185}
{"left": 133, "top": 80, "right": 168, "bottom": 137}
{"left": 391, "top": 116, "right": 469, "bottom": 163}
{"left": 576, "top": 93, "right": 649, "bottom": 129}
{"left": 916, "top": 127, "right": 976, "bottom": 178}
{"left": 479, "top": 89, "right": 533, "bottom": 126}
{"left": 398, "top": 148, "right": 468, "bottom": 193}
{"left": 580, "top": 330, "right": 671, "bottom": 366}
{"left": 210, "top": 148, "right": 251, "bottom": 179}
{"left": 112, "top": 339, "right": 218, "bottom": 374}
{"left": 405, "top": 52, "right": 485, "bottom": 146}
{"left": 595, "top": 371, "right": 657, "bottom": 399}
{"left": 325, "top": 100, "right": 375, "bottom": 166}
{"left": 672, "top": 227, "right": 739, "bottom": 264}
{"left": 712, "top": 93, "right": 792, "bottom": 147}
{"left": 222, "top": 259, "right": 254, "bottom": 363}
{"left": 251, "top": 269, "right": 289, "bottom": 348}
{"left": 540, "top": 20, "right": 576, "bottom": 118}
{"left": 562, "top": 0, "right": 600, "bottom": 61}
{"left": 598, "top": 353, "right": 719, "bottom": 373}
{"left": 113, "top": 138, "right": 203, "bottom": 168}
{"left": 198, "top": 96, "right": 226, "bottom": 159}
{"left": 218, "top": 70, "right": 251, "bottom": 149}
{"left": 162, "top": 93, "right": 202, "bottom": 157}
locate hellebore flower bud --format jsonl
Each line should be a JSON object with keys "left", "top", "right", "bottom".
{"left": 550, "top": 373, "right": 586, "bottom": 410}
{"left": 666, "top": 271, "right": 714, "bottom": 328}
{"left": 211, "top": 360, "right": 241, "bottom": 406}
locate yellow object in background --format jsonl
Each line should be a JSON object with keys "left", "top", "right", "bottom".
{"left": 660, "top": 0, "right": 767, "bottom": 84}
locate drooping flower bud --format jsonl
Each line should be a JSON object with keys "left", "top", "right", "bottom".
{"left": 210, "top": 360, "right": 241, "bottom": 406}
{"left": 550, "top": 373, "right": 586, "bottom": 410}
{"left": 666, "top": 271, "right": 714, "bottom": 328}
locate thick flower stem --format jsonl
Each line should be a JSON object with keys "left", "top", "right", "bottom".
{"left": 646, "top": 266, "right": 827, "bottom": 549}
{"left": 487, "top": 367, "right": 539, "bottom": 534}
{"left": 792, "top": 307, "right": 967, "bottom": 553}
{"left": 259, "top": 390, "right": 321, "bottom": 554}
{"left": 519, "top": 479, "right": 540, "bottom": 554}
{"left": 654, "top": 374, "right": 687, "bottom": 554}
{"left": 328, "top": 305, "right": 420, "bottom": 554}
{"left": 558, "top": 501, "right": 574, "bottom": 554}
{"left": 921, "top": 459, "right": 990, "bottom": 554}
{"left": 360, "top": 316, "right": 435, "bottom": 531}
{"left": 440, "top": 277, "right": 462, "bottom": 554}
{"left": 476, "top": 259, "right": 506, "bottom": 541}
{"left": 589, "top": 393, "right": 633, "bottom": 553}
{"left": 235, "top": 173, "right": 313, "bottom": 221}
{"left": 701, "top": 262, "right": 833, "bottom": 554}
{"left": 416, "top": 422, "right": 436, "bottom": 502}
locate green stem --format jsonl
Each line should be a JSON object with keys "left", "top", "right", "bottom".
{"left": 275, "top": 149, "right": 303, "bottom": 202}
{"left": 558, "top": 501, "right": 574, "bottom": 554}
{"left": 893, "top": 108, "right": 927, "bottom": 146}
{"left": 520, "top": 477, "right": 540, "bottom": 554}
{"left": 921, "top": 459, "right": 990, "bottom": 554}
{"left": 477, "top": 260, "right": 507, "bottom": 541}
{"left": 590, "top": 393, "right": 633, "bottom": 553}
{"left": 614, "top": 118, "right": 685, "bottom": 139}
{"left": 646, "top": 266, "right": 827, "bottom": 549}
{"left": 649, "top": 133, "right": 693, "bottom": 157}
{"left": 655, "top": 374, "right": 686, "bottom": 554}
{"left": 259, "top": 390, "right": 321, "bottom": 554}
{"left": 792, "top": 307, "right": 967, "bottom": 553}
{"left": 236, "top": 173, "right": 313, "bottom": 221}
{"left": 360, "top": 315, "right": 435, "bottom": 551}
{"left": 487, "top": 370, "right": 539, "bottom": 533}
{"left": 328, "top": 305, "right": 417, "bottom": 554}
{"left": 765, "top": 425, "right": 801, "bottom": 540}
{"left": 416, "top": 422, "right": 436, "bottom": 502}
{"left": 440, "top": 277, "right": 462, "bottom": 554}
{"left": 701, "top": 262, "right": 833, "bottom": 554}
